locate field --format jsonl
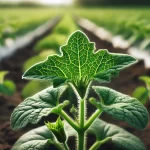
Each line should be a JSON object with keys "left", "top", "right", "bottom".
{"left": 0, "top": 8, "right": 63, "bottom": 46}
{"left": 75, "top": 7, "right": 150, "bottom": 50}
{"left": 0, "top": 6, "right": 150, "bottom": 150}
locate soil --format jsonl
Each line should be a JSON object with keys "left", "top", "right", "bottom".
{"left": 0, "top": 22, "right": 150, "bottom": 150}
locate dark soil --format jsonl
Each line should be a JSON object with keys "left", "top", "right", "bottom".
{"left": 0, "top": 24, "right": 150, "bottom": 150}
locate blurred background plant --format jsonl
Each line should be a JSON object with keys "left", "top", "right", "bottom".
{"left": 0, "top": 71, "right": 16, "bottom": 96}
{"left": 133, "top": 76, "right": 150, "bottom": 105}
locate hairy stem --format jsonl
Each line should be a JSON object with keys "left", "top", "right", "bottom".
{"left": 89, "top": 137, "right": 112, "bottom": 150}
{"left": 69, "top": 83, "right": 81, "bottom": 100}
{"left": 84, "top": 81, "right": 92, "bottom": 100}
{"left": 78, "top": 131, "right": 85, "bottom": 150}
{"left": 60, "top": 110, "right": 79, "bottom": 131}
{"left": 79, "top": 99, "right": 85, "bottom": 128}
{"left": 78, "top": 99, "right": 86, "bottom": 150}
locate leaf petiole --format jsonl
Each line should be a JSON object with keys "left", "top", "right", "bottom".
{"left": 89, "top": 137, "right": 112, "bottom": 150}
{"left": 84, "top": 109, "right": 102, "bottom": 130}
{"left": 59, "top": 110, "right": 79, "bottom": 131}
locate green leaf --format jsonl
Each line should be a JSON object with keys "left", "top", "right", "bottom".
{"left": 0, "top": 80, "right": 16, "bottom": 96}
{"left": 88, "top": 118, "right": 146, "bottom": 150}
{"left": 12, "top": 121, "right": 76, "bottom": 150}
{"left": 11, "top": 85, "right": 67, "bottom": 130}
{"left": 45, "top": 117, "right": 67, "bottom": 143}
{"left": 11, "top": 125, "right": 63, "bottom": 150}
{"left": 132, "top": 86, "right": 149, "bottom": 104}
{"left": 23, "top": 31, "right": 137, "bottom": 89}
{"left": 92, "top": 86, "right": 149, "bottom": 129}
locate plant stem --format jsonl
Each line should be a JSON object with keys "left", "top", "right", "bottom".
{"left": 78, "top": 131, "right": 85, "bottom": 150}
{"left": 69, "top": 83, "right": 81, "bottom": 100}
{"left": 89, "top": 137, "right": 112, "bottom": 150}
{"left": 79, "top": 99, "right": 85, "bottom": 128}
{"left": 78, "top": 99, "right": 86, "bottom": 150}
{"left": 84, "top": 81, "right": 92, "bottom": 100}
{"left": 63, "top": 142, "right": 69, "bottom": 150}
{"left": 60, "top": 110, "right": 79, "bottom": 131}
{"left": 84, "top": 109, "right": 102, "bottom": 130}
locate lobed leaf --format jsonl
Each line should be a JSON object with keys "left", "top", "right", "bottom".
{"left": 11, "top": 85, "right": 67, "bottom": 130}
{"left": 92, "top": 86, "right": 149, "bottom": 129}
{"left": 23, "top": 31, "right": 137, "bottom": 88}
{"left": 88, "top": 118, "right": 146, "bottom": 150}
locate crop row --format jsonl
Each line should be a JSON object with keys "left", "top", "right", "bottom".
{"left": 0, "top": 8, "right": 62, "bottom": 46}
{"left": 76, "top": 7, "right": 150, "bottom": 50}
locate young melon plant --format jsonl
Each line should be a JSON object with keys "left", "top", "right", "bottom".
{"left": 0, "top": 71, "right": 16, "bottom": 96}
{"left": 11, "top": 31, "right": 148, "bottom": 150}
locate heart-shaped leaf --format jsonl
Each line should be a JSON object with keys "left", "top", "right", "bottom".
{"left": 92, "top": 86, "right": 149, "bottom": 129}
{"left": 11, "top": 85, "right": 67, "bottom": 130}
{"left": 88, "top": 118, "right": 146, "bottom": 150}
{"left": 23, "top": 31, "right": 136, "bottom": 89}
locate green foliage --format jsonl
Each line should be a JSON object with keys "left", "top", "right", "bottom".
{"left": 0, "top": 8, "right": 62, "bottom": 45}
{"left": 88, "top": 119, "right": 146, "bottom": 150}
{"left": 23, "top": 50, "right": 56, "bottom": 72}
{"left": 133, "top": 86, "right": 149, "bottom": 104}
{"left": 23, "top": 31, "right": 136, "bottom": 92}
{"left": 11, "top": 31, "right": 148, "bottom": 150}
{"left": 140, "top": 76, "right": 150, "bottom": 84}
{"left": 45, "top": 117, "right": 67, "bottom": 143}
{"left": 133, "top": 76, "right": 150, "bottom": 104}
{"left": 0, "top": 71, "right": 8, "bottom": 83}
{"left": 0, "top": 71, "right": 16, "bottom": 96}
{"left": 76, "top": 8, "right": 150, "bottom": 50}
{"left": 91, "top": 86, "right": 148, "bottom": 129}
{"left": 21, "top": 80, "right": 51, "bottom": 98}
{"left": 11, "top": 85, "right": 67, "bottom": 130}
{"left": 34, "top": 34, "right": 67, "bottom": 52}
{"left": 34, "top": 15, "right": 78, "bottom": 53}
{"left": 11, "top": 125, "right": 63, "bottom": 150}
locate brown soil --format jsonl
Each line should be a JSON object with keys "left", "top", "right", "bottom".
{"left": 0, "top": 26, "right": 150, "bottom": 150}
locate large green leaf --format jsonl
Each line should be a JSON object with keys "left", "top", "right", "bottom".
{"left": 23, "top": 31, "right": 136, "bottom": 89}
{"left": 12, "top": 121, "right": 76, "bottom": 150}
{"left": 92, "top": 86, "right": 148, "bottom": 129}
{"left": 88, "top": 118, "right": 146, "bottom": 150}
{"left": 11, "top": 125, "right": 63, "bottom": 150}
{"left": 11, "top": 85, "right": 67, "bottom": 130}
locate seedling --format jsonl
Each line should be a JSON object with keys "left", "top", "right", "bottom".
{"left": 0, "top": 71, "right": 16, "bottom": 96}
{"left": 11, "top": 31, "right": 148, "bottom": 150}
{"left": 133, "top": 76, "right": 150, "bottom": 104}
